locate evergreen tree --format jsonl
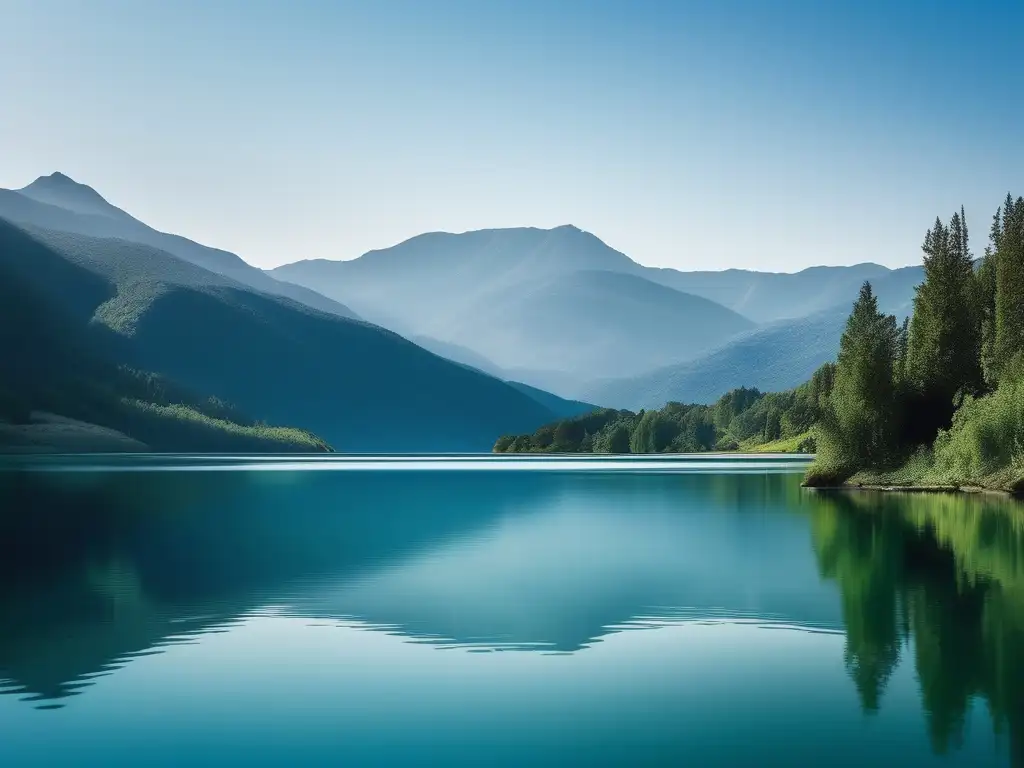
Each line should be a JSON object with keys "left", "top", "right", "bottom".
{"left": 977, "top": 207, "right": 1001, "bottom": 385}
{"left": 905, "top": 209, "right": 982, "bottom": 429}
{"left": 993, "top": 194, "right": 1024, "bottom": 380}
{"left": 822, "top": 282, "right": 900, "bottom": 467}
{"left": 895, "top": 316, "right": 910, "bottom": 382}
{"left": 604, "top": 423, "right": 632, "bottom": 454}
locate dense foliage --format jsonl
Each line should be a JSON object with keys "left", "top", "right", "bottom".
{"left": 808, "top": 194, "right": 1024, "bottom": 492}
{"left": 493, "top": 365, "right": 835, "bottom": 454}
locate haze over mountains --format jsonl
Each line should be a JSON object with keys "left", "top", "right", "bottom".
{"left": 274, "top": 225, "right": 922, "bottom": 406}
{"left": 586, "top": 263, "right": 924, "bottom": 410}
{"left": 0, "top": 171, "right": 926, "bottom": 451}
{"left": 272, "top": 227, "right": 757, "bottom": 379}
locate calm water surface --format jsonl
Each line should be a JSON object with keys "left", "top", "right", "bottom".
{"left": 0, "top": 454, "right": 1021, "bottom": 766}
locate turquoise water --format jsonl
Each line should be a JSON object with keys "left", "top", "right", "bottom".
{"left": 0, "top": 455, "right": 1020, "bottom": 766}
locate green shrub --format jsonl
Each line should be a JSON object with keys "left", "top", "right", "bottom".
{"left": 933, "top": 381, "right": 1024, "bottom": 483}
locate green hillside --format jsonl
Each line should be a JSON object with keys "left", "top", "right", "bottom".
{"left": 0, "top": 223, "right": 329, "bottom": 452}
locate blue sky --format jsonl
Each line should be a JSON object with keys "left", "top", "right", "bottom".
{"left": 2, "top": 0, "right": 1022, "bottom": 271}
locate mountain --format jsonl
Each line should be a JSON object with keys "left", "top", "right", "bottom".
{"left": 1, "top": 173, "right": 358, "bottom": 320}
{"left": 504, "top": 381, "right": 596, "bottom": 419}
{"left": 272, "top": 226, "right": 755, "bottom": 379}
{"left": 0, "top": 218, "right": 571, "bottom": 451}
{"left": 406, "top": 336, "right": 595, "bottom": 415}
{"left": 643, "top": 263, "right": 895, "bottom": 323}
{"left": 408, "top": 335, "right": 506, "bottom": 378}
{"left": 587, "top": 265, "right": 924, "bottom": 410}
{"left": 0, "top": 220, "right": 329, "bottom": 452}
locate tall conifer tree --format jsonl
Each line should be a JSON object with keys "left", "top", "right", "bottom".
{"left": 978, "top": 205, "right": 1002, "bottom": 384}
{"left": 821, "top": 282, "right": 899, "bottom": 466}
{"left": 905, "top": 209, "right": 982, "bottom": 423}
{"left": 994, "top": 195, "right": 1024, "bottom": 379}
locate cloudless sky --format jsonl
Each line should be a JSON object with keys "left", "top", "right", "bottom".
{"left": 2, "top": 0, "right": 1022, "bottom": 271}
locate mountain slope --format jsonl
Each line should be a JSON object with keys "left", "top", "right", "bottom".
{"left": 406, "top": 336, "right": 595, "bottom": 415}
{"left": 588, "top": 265, "right": 924, "bottom": 410}
{"left": 0, "top": 219, "right": 568, "bottom": 451}
{"left": 409, "top": 335, "right": 506, "bottom": 378}
{"left": 451, "top": 269, "right": 755, "bottom": 377}
{"left": 2, "top": 173, "right": 358, "bottom": 320}
{"left": 272, "top": 226, "right": 755, "bottom": 378}
{"left": 504, "top": 381, "right": 596, "bottom": 419}
{"left": 0, "top": 220, "right": 329, "bottom": 452}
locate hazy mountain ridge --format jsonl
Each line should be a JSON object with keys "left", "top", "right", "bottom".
{"left": 272, "top": 226, "right": 757, "bottom": 379}
{"left": 644, "top": 262, "right": 896, "bottom": 323}
{"left": 274, "top": 225, "right": 923, "bottom": 402}
{"left": 587, "top": 265, "right": 923, "bottom": 409}
{"left": 0, "top": 171, "right": 930, "bottom": 434}
{"left": 2, "top": 173, "right": 359, "bottom": 321}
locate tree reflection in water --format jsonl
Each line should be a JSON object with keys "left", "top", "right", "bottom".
{"left": 809, "top": 490, "right": 1024, "bottom": 765}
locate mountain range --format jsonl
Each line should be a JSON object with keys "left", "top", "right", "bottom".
{"left": 0, "top": 175, "right": 588, "bottom": 451}
{"left": 585, "top": 263, "right": 924, "bottom": 410}
{"left": 271, "top": 227, "right": 757, "bottom": 380}
{"left": 0, "top": 171, "right": 926, "bottom": 451}
{"left": 274, "top": 225, "right": 922, "bottom": 406}
{"left": 3, "top": 173, "right": 359, "bottom": 320}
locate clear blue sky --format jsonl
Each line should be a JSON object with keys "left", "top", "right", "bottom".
{"left": 2, "top": 0, "right": 1022, "bottom": 271}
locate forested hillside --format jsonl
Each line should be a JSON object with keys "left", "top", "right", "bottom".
{"left": 0, "top": 220, "right": 330, "bottom": 452}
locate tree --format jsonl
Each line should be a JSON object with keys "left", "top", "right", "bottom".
{"left": 993, "top": 194, "right": 1024, "bottom": 380}
{"left": 820, "top": 282, "right": 900, "bottom": 468}
{"left": 630, "top": 410, "right": 677, "bottom": 453}
{"left": 904, "top": 210, "right": 982, "bottom": 431}
{"left": 977, "top": 209, "right": 1000, "bottom": 386}
{"left": 602, "top": 423, "right": 632, "bottom": 454}
{"left": 894, "top": 316, "right": 910, "bottom": 382}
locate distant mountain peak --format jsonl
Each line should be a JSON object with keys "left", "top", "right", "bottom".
{"left": 18, "top": 171, "right": 129, "bottom": 221}
{"left": 25, "top": 171, "right": 91, "bottom": 190}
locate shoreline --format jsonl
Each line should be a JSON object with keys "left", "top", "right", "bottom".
{"left": 803, "top": 481, "right": 1022, "bottom": 500}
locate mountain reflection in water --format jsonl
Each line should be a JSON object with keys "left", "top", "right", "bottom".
{"left": 0, "top": 458, "right": 1020, "bottom": 766}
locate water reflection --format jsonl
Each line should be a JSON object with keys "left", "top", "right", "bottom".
{"left": 0, "top": 469, "right": 834, "bottom": 697}
{"left": 0, "top": 462, "right": 1021, "bottom": 765}
{"left": 807, "top": 490, "right": 1024, "bottom": 765}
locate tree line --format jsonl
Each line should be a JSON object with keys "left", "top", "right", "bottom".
{"left": 494, "top": 365, "right": 835, "bottom": 455}
{"left": 808, "top": 193, "right": 1024, "bottom": 493}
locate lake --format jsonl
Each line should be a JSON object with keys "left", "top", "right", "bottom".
{"left": 0, "top": 454, "right": 1020, "bottom": 767}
